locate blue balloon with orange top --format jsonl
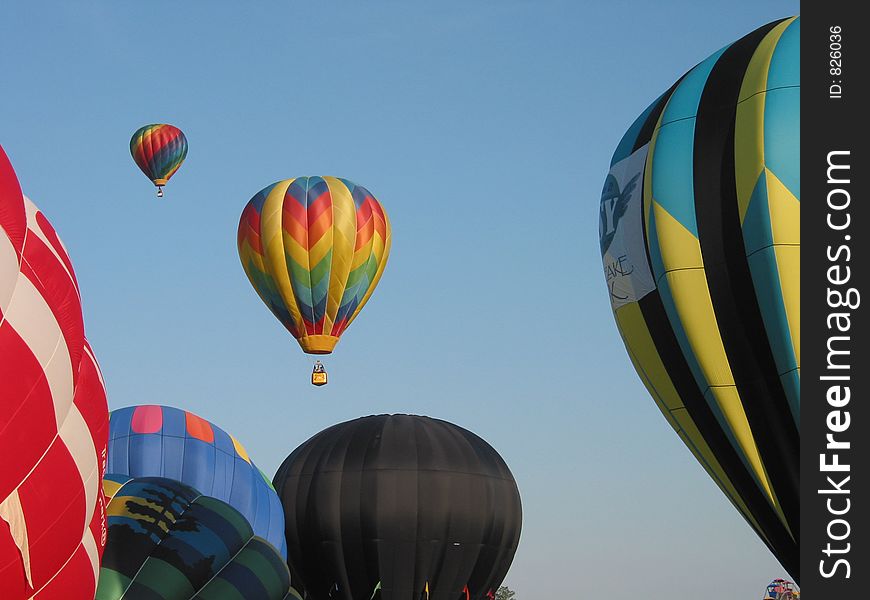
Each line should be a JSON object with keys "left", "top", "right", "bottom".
{"left": 106, "top": 404, "right": 287, "bottom": 558}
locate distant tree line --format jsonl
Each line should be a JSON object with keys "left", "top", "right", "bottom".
{"left": 496, "top": 586, "right": 516, "bottom": 600}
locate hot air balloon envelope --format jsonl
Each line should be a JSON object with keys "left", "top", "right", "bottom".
{"left": 97, "top": 476, "right": 295, "bottom": 600}
{"left": 1, "top": 145, "right": 108, "bottom": 599}
{"left": 130, "top": 124, "right": 188, "bottom": 196}
{"left": 273, "top": 414, "right": 522, "bottom": 600}
{"left": 598, "top": 16, "right": 799, "bottom": 581}
{"left": 238, "top": 176, "right": 391, "bottom": 355}
{"left": 107, "top": 405, "right": 287, "bottom": 558}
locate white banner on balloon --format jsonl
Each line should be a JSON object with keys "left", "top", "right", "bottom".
{"left": 599, "top": 144, "right": 656, "bottom": 310}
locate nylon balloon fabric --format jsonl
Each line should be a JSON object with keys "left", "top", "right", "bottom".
{"left": 96, "top": 476, "right": 296, "bottom": 600}
{"left": 129, "top": 124, "right": 188, "bottom": 187}
{"left": 1, "top": 144, "right": 109, "bottom": 599}
{"left": 106, "top": 405, "right": 287, "bottom": 558}
{"left": 238, "top": 176, "right": 391, "bottom": 354}
{"left": 598, "top": 17, "right": 799, "bottom": 580}
{"left": 273, "top": 414, "right": 522, "bottom": 600}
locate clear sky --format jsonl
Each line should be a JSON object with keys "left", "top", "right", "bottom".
{"left": 2, "top": 1, "right": 798, "bottom": 598}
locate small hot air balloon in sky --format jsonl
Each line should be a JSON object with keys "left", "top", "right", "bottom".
{"left": 238, "top": 176, "right": 391, "bottom": 384}
{"left": 598, "top": 17, "right": 799, "bottom": 581}
{"left": 1, "top": 144, "right": 109, "bottom": 599}
{"left": 106, "top": 405, "right": 287, "bottom": 557}
{"left": 273, "top": 414, "right": 522, "bottom": 600}
{"left": 763, "top": 579, "right": 799, "bottom": 600}
{"left": 129, "top": 124, "right": 188, "bottom": 197}
{"left": 96, "top": 476, "right": 297, "bottom": 600}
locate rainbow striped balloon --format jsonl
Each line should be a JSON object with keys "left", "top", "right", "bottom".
{"left": 238, "top": 177, "right": 391, "bottom": 354}
{"left": 129, "top": 124, "right": 188, "bottom": 196}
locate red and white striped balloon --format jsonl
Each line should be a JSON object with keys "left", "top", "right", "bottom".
{"left": 0, "top": 144, "right": 108, "bottom": 599}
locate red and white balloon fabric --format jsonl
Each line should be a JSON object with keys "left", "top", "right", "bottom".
{"left": 0, "top": 144, "right": 108, "bottom": 599}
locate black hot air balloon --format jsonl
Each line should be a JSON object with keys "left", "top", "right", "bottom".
{"left": 273, "top": 415, "right": 522, "bottom": 600}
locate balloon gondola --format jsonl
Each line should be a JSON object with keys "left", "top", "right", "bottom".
{"left": 598, "top": 17, "right": 800, "bottom": 581}
{"left": 311, "top": 360, "right": 328, "bottom": 386}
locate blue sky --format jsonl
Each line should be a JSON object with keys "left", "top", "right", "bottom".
{"left": 2, "top": 1, "right": 798, "bottom": 598}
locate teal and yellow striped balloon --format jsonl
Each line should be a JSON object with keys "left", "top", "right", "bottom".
{"left": 598, "top": 17, "right": 799, "bottom": 581}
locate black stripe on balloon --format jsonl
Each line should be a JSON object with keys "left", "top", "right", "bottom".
{"left": 636, "top": 289, "right": 798, "bottom": 577}
{"left": 636, "top": 81, "right": 681, "bottom": 278}
{"left": 692, "top": 18, "right": 800, "bottom": 581}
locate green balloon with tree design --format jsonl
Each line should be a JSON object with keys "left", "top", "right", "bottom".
{"left": 97, "top": 475, "right": 300, "bottom": 600}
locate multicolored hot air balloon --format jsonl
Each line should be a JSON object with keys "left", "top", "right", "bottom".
{"left": 1, "top": 144, "right": 109, "bottom": 599}
{"left": 129, "top": 124, "right": 188, "bottom": 197}
{"left": 97, "top": 476, "right": 297, "bottom": 600}
{"left": 763, "top": 579, "right": 800, "bottom": 600}
{"left": 598, "top": 17, "right": 799, "bottom": 580}
{"left": 273, "top": 415, "right": 522, "bottom": 600}
{"left": 106, "top": 404, "right": 287, "bottom": 557}
{"left": 238, "top": 177, "right": 391, "bottom": 359}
